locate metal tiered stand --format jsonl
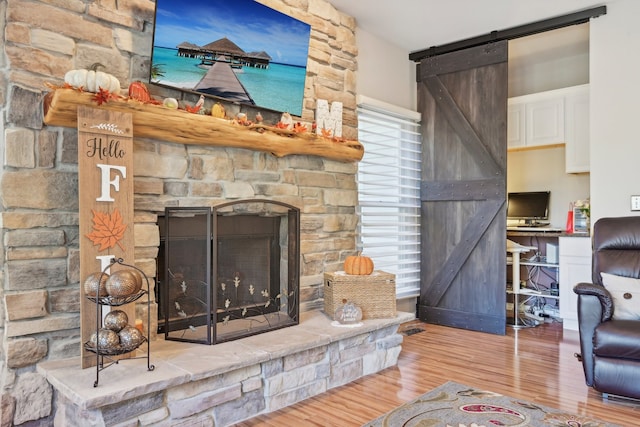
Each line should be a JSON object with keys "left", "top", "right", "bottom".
{"left": 84, "top": 257, "right": 154, "bottom": 387}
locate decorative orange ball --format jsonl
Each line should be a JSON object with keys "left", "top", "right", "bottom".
{"left": 344, "top": 254, "right": 374, "bottom": 275}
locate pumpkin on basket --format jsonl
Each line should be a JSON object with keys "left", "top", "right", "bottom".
{"left": 344, "top": 253, "right": 374, "bottom": 275}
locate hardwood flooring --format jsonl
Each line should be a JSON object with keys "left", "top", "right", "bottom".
{"left": 233, "top": 320, "right": 639, "bottom": 426}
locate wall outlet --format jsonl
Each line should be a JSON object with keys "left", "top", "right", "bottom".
{"left": 632, "top": 195, "right": 640, "bottom": 211}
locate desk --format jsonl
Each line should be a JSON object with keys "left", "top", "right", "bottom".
{"left": 507, "top": 230, "right": 564, "bottom": 238}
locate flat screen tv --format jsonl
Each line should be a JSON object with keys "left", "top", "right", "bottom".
{"left": 150, "top": 0, "right": 312, "bottom": 117}
{"left": 506, "top": 191, "right": 550, "bottom": 226}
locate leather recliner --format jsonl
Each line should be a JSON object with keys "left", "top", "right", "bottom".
{"left": 573, "top": 216, "right": 640, "bottom": 400}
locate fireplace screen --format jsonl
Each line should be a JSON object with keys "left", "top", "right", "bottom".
{"left": 158, "top": 200, "right": 299, "bottom": 344}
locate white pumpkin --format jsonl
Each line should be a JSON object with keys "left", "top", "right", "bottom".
{"left": 95, "top": 71, "right": 121, "bottom": 94}
{"left": 163, "top": 97, "right": 179, "bottom": 109}
{"left": 64, "top": 68, "right": 87, "bottom": 88}
{"left": 64, "top": 66, "right": 121, "bottom": 94}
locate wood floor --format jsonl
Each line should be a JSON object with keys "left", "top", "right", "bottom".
{"left": 233, "top": 320, "right": 639, "bottom": 426}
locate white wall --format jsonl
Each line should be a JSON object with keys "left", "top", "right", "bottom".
{"left": 355, "top": 28, "right": 416, "bottom": 111}
{"left": 354, "top": 28, "right": 417, "bottom": 313}
{"left": 508, "top": 147, "right": 590, "bottom": 228}
{"left": 508, "top": 24, "right": 590, "bottom": 97}
{"left": 590, "top": 0, "right": 640, "bottom": 222}
{"left": 509, "top": 53, "right": 590, "bottom": 98}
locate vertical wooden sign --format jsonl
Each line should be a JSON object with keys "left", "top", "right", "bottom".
{"left": 78, "top": 106, "right": 134, "bottom": 368}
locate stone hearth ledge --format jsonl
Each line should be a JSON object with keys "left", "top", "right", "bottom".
{"left": 37, "top": 310, "right": 414, "bottom": 412}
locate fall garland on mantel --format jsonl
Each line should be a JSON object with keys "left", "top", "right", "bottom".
{"left": 42, "top": 87, "right": 364, "bottom": 162}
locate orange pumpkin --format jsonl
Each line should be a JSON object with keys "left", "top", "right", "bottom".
{"left": 128, "top": 81, "right": 150, "bottom": 101}
{"left": 128, "top": 81, "right": 161, "bottom": 104}
{"left": 344, "top": 254, "right": 374, "bottom": 275}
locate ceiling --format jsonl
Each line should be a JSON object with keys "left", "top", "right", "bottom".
{"left": 326, "top": 0, "right": 607, "bottom": 59}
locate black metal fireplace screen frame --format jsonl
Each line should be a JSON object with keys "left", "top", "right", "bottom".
{"left": 158, "top": 199, "right": 300, "bottom": 345}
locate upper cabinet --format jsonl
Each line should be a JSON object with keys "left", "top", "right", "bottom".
{"left": 506, "top": 102, "right": 525, "bottom": 148}
{"left": 564, "top": 85, "right": 590, "bottom": 173}
{"left": 508, "top": 90, "right": 564, "bottom": 149}
{"left": 508, "top": 84, "right": 590, "bottom": 173}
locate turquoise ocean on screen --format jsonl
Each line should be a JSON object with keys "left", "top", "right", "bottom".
{"left": 151, "top": 46, "right": 307, "bottom": 116}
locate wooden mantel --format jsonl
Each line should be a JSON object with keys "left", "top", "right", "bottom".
{"left": 42, "top": 89, "right": 364, "bottom": 162}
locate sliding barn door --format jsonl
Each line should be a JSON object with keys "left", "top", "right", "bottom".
{"left": 418, "top": 41, "right": 508, "bottom": 335}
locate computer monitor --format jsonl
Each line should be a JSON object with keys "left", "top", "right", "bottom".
{"left": 506, "top": 191, "right": 550, "bottom": 226}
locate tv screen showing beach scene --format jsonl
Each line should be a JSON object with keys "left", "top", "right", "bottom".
{"left": 151, "top": 0, "right": 312, "bottom": 116}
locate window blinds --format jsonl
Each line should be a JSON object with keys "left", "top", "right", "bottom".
{"left": 356, "top": 98, "right": 422, "bottom": 299}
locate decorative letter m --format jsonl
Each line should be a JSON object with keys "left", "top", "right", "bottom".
{"left": 315, "top": 99, "right": 343, "bottom": 138}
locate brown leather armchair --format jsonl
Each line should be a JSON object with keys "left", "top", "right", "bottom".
{"left": 573, "top": 216, "right": 640, "bottom": 400}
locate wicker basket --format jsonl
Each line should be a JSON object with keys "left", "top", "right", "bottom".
{"left": 324, "top": 271, "right": 396, "bottom": 319}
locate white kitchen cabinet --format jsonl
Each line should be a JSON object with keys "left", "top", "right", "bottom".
{"left": 559, "top": 236, "right": 592, "bottom": 330}
{"left": 525, "top": 96, "right": 565, "bottom": 147}
{"left": 507, "top": 102, "right": 525, "bottom": 149}
{"left": 508, "top": 90, "right": 565, "bottom": 150}
{"left": 507, "top": 84, "right": 590, "bottom": 166}
{"left": 564, "top": 85, "right": 590, "bottom": 173}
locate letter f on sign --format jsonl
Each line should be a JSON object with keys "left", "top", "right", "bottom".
{"left": 96, "top": 164, "right": 127, "bottom": 202}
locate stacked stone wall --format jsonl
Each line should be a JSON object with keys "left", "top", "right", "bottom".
{"left": 0, "top": 0, "right": 359, "bottom": 424}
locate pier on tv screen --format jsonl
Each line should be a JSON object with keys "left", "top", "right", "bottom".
{"left": 150, "top": 0, "right": 312, "bottom": 117}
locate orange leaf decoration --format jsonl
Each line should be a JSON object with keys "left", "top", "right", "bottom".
{"left": 86, "top": 208, "right": 127, "bottom": 251}
{"left": 293, "top": 122, "right": 307, "bottom": 133}
{"left": 321, "top": 128, "right": 333, "bottom": 138}
{"left": 184, "top": 104, "right": 202, "bottom": 114}
{"left": 92, "top": 87, "right": 116, "bottom": 106}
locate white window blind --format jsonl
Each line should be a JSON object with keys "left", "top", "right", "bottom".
{"left": 356, "top": 97, "right": 422, "bottom": 299}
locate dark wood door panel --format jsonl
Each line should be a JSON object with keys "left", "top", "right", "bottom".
{"left": 420, "top": 198, "right": 504, "bottom": 306}
{"left": 422, "top": 75, "right": 502, "bottom": 177}
{"left": 418, "top": 43, "right": 510, "bottom": 77}
{"left": 418, "top": 41, "right": 508, "bottom": 335}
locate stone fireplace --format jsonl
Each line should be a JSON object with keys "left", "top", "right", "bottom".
{"left": 0, "top": 0, "right": 411, "bottom": 425}
{"left": 158, "top": 199, "right": 300, "bottom": 344}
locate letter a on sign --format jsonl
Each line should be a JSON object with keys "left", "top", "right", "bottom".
{"left": 77, "top": 106, "right": 134, "bottom": 368}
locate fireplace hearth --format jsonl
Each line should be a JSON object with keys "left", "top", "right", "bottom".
{"left": 157, "top": 200, "right": 300, "bottom": 344}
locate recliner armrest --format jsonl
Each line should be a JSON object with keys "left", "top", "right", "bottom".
{"left": 574, "top": 282, "right": 614, "bottom": 322}
{"left": 573, "top": 283, "right": 609, "bottom": 386}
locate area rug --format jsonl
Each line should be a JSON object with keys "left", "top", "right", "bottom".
{"left": 363, "top": 381, "right": 621, "bottom": 427}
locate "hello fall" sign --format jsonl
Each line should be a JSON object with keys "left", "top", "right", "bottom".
{"left": 77, "top": 106, "right": 135, "bottom": 368}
